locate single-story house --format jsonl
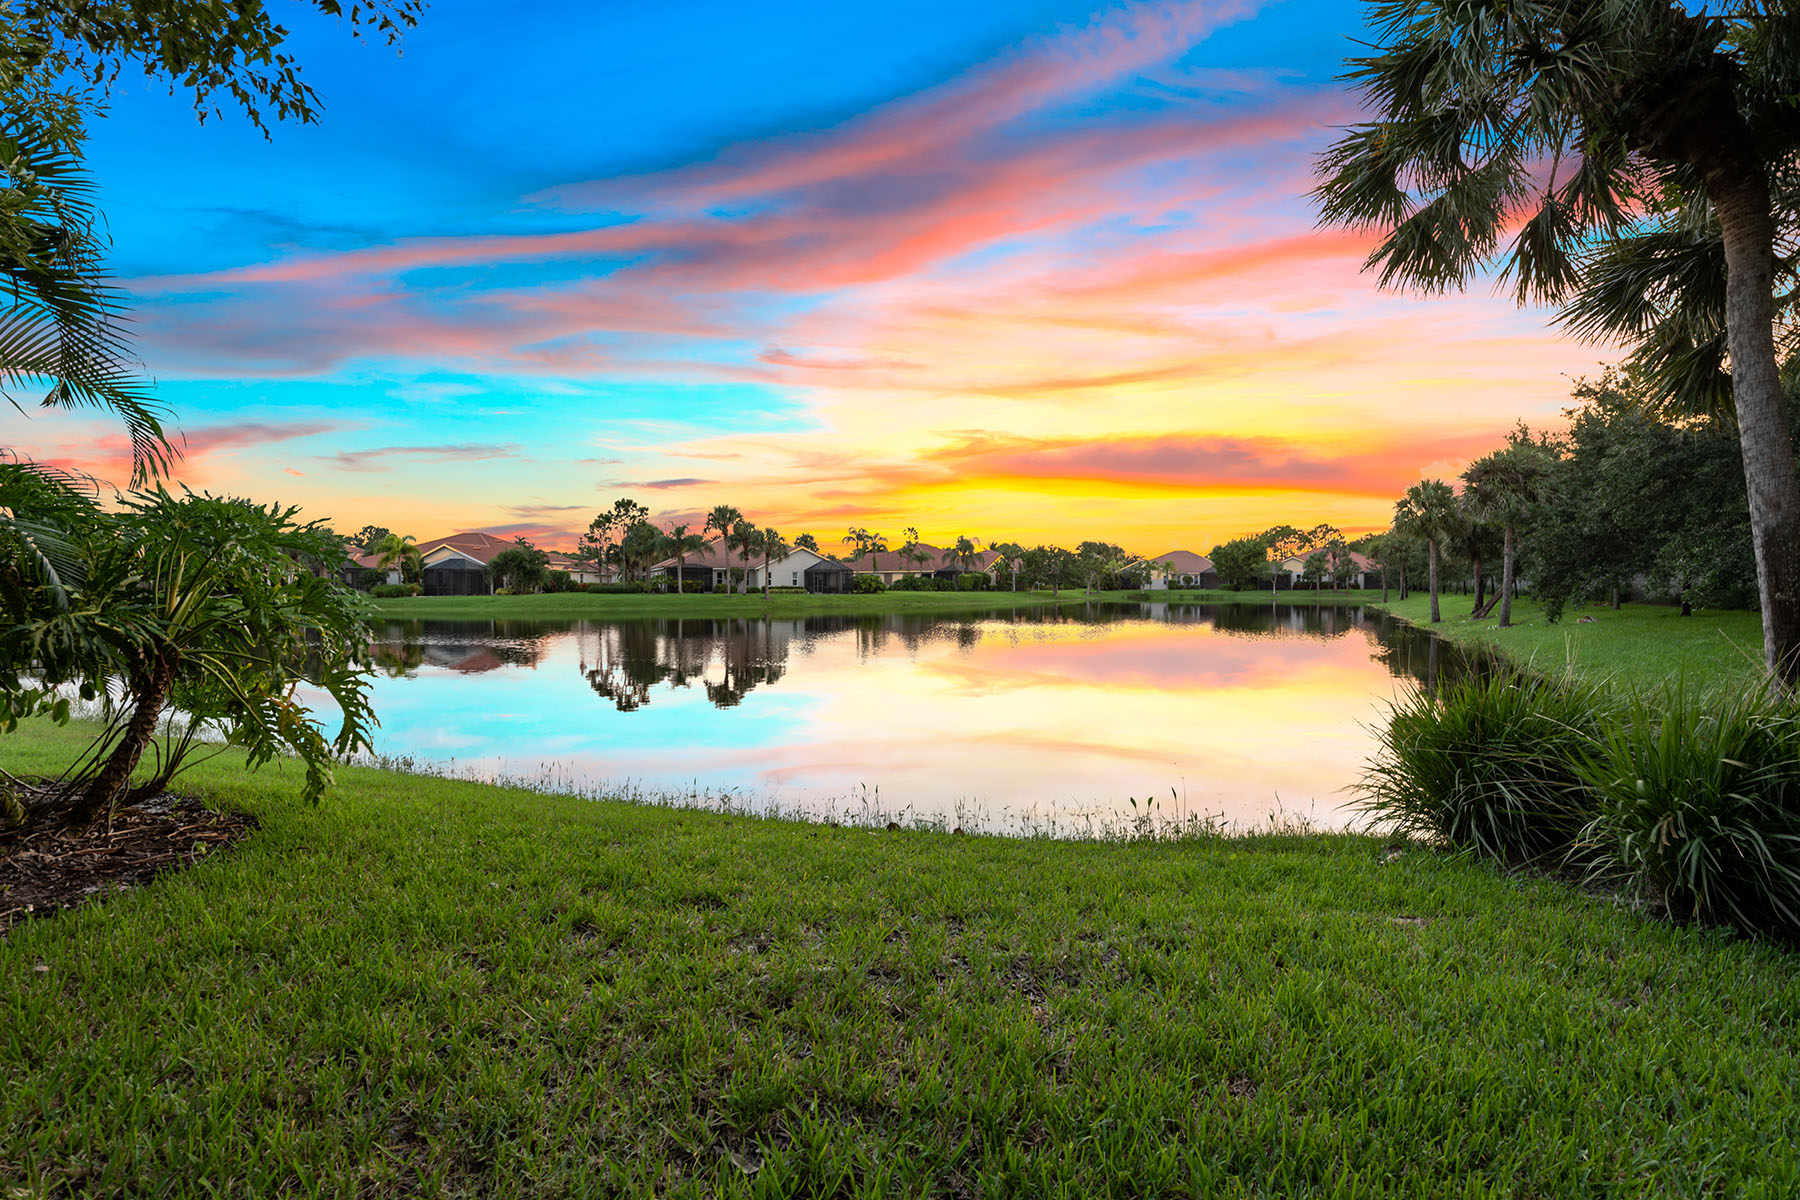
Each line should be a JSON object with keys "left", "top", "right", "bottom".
{"left": 1275, "top": 549, "right": 1377, "bottom": 589}
{"left": 649, "top": 538, "right": 853, "bottom": 592}
{"left": 1143, "top": 550, "right": 1218, "bottom": 590}
{"left": 840, "top": 544, "right": 977, "bottom": 586}
{"left": 414, "top": 532, "right": 519, "bottom": 596}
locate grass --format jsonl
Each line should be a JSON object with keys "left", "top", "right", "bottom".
{"left": 6, "top": 719, "right": 1800, "bottom": 1196}
{"left": 363, "top": 589, "right": 1101, "bottom": 620}
{"left": 1373, "top": 592, "right": 1766, "bottom": 695}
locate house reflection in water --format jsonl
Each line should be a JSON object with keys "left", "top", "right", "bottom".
{"left": 370, "top": 621, "right": 554, "bottom": 677}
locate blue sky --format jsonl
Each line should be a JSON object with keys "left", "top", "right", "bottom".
{"left": 6, "top": 0, "right": 1612, "bottom": 551}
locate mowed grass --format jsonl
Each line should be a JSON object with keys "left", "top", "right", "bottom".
{"left": 1373, "top": 593, "right": 1766, "bottom": 695}
{"left": 5, "top": 721, "right": 1800, "bottom": 1196}
{"left": 363, "top": 589, "right": 1093, "bottom": 621}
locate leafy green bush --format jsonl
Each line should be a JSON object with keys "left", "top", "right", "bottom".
{"left": 1578, "top": 686, "right": 1800, "bottom": 937}
{"left": 853, "top": 574, "right": 885, "bottom": 593}
{"left": 582, "top": 582, "right": 646, "bottom": 594}
{"left": 767, "top": 586, "right": 808, "bottom": 594}
{"left": 370, "top": 583, "right": 420, "bottom": 598}
{"left": 1361, "top": 669, "right": 1613, "bottom": 864}
{"left": 955, "top": 572, "right": 990, "bottom": 591}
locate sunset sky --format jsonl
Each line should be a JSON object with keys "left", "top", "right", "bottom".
{"left": 5, "top": 0, "right": 1618, "bottom": 553}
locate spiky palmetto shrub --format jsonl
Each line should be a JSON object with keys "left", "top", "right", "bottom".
{"left": 1360, "top": 669, "right": 1615, "bottom": 864}
{"left": 1578, "top": 686, "right": 1800, "bottom": 939}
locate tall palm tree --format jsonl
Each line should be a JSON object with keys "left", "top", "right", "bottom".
{"left": 951, "top": 534, "right": 980, "bottom": 575}
{"left": 374, "top": 532, "right": 421, "bottom": 584}
{"left": 843, "top": 527, "right": 888, "bottom": 575}
{"left": 990, "top": 541, "right": 1025, "bottom": 592}
{"left": 728, "top": 519, "right": 759, "bottom": 595}
{"left": 759, "top": 527, "right": 788, "bottom": 599}
{"left": 1316, "top": 1, "right": 1800, "bottom": 680}
{"left": 664, "top": 522, "right": 706, "bottom": 593}
{"left": 1394, "top": 480, "right": 1459, "bottom": 624}
{"left": 705, "top": 505, "right": 742, "bottom": 578}
{"left": 1463, "top": 437, "right": 1557, "bottom": 628}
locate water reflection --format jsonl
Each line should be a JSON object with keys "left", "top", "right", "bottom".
{"left": 358, "top": 602, "right": 1476, "bottom": 829}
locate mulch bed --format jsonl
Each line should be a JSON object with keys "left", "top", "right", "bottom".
{"left": 0, "top": 793, "right": 256, "bottom": 935}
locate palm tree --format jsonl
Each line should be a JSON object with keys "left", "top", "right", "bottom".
{"left": 951, "top": 534, "right": 980, "bottom": 575}
{"left": 843, "top": 527, "right": 888, "bottom": 575}
{"left": 1316, "top": 2, "right": 1800, "bottom": 681}
{"left": 759, "top": 527, "right": 789, "bottom": 599}
{"left": 1463, "top": 437, "right": 1557, "bottom": 628}
{"left": 705, "top": 505, "right": 742, "bottom": 579}
{"left": 374, "top": 532, "right": 422, "bottom": 584}
{"left": 1394, "top": 480, "right": 1459, "bottom": 624}
{"left": 728, "top": 519, "right": 759, "bottom": 595}
{"left": 990, "top": 541, "right": 1025, "bottom": 592}
{"left": 1, "top": 117, "right": 171, "bottom": 484}
{"left": 664, "top": 522, "right": 706, "bottom": 593}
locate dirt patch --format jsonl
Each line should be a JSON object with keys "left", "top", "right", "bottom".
{"left": 0, "top": 794, "right": 256, "bottom": 935}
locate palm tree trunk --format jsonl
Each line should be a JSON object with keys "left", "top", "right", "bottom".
{"left": 1497, "top": 524, "right": 1516, "bottom": 628}
{"left": 1427, "top": 538, "right": 1440, "bottom": 624}
{"left": 73, "top": 658, "right": 175, "bottom": 826}
{"left": 1470, "top": 551, "right": 1485, "bottom": 615}
{"left": 1713, "top": 175, "right": 1800, "bottom": 684}
{"left": 1381, "top": 566, "right": 1389, "bottom": 603}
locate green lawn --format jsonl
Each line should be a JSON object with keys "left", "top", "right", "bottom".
{"left": 5, "top": 720, "right": 1799, "bottom": 1196}
{"left": 364, "top": 588, "right": 1096, "bottom": 620}
{"left": 1372, "top": 593, "right": 1766, "bottom": 695}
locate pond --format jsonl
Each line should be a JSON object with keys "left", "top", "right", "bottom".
{"left": 349, "top": 601, "right": 1473, "bottom": 834}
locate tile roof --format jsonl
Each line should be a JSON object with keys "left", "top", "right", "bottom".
{"left": 416, "top": 531, "right": 520, "bottom": 566}
{"left": 1147, "top": 550, "right": 1214, "bottom": 574}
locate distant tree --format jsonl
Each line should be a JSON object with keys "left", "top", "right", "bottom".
{"left": 662, "top": 522, "right": 707, "bottom": 592}
{"left": 989, "top": 541, "right": 1025, "bottom": 591}
{"left": 759, "top": 527, "right": 789, "bottom": 599}
{"left": 950, "top": 534, "right": 981, "bottom": 575}
{"left": 355, "top": 524, "right": 393, "bottom": 554}
{"left": 842, "top": 527, "right": 888, "bottom": 574}
{"left": 1075, "top": 540, "right": 1127, "bottom": 593}
{"left": 793, "top": 532, "right": 820, "bottom": 553}
{"left": 1209, "top": 534, "right": 1270, "bottom": 591}
{"left": 1394, "top": 480, "right": 1460, "bottom": 623}
{"left": 374, "top": 532, "right": 422, "bottom": 584}
{"left": 1463, "top": 432, "right": 1558, "bottom": 627}
{"left": 729, "top": 519, "right": 761, "bottom": 594}
{"left": 1354, "top": 532, "right": 1395, "bottom": 602}
{"left": 1301, "top": 549, "right": 1330, "bottom": 594}
{"left": 618, "top": 520, "right": 662, "bottom": 584}
{"left": 583, "top": 498, "right": 650, "bottom": 579}
{"left": 486, "top": 541, "right": 550, "bottom": 593}
{"left": 705, "top": 504, "right": 743, "bottom": 561}
{"left": 1259, "top": 524, "right": 1309, "bottom": 593}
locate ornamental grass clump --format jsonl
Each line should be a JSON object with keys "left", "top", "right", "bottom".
{"left": 1578, "top": 685, "right": 1800, "bottom": 940}
{"left": 1360, "top": 669, "right": 1614, "bottom": 865}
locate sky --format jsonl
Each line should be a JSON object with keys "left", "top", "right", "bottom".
{"left": 5, "top": 0, "right": 1618, "bottom": 554}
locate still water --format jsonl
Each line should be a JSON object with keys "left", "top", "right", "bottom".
{"left": 357, "top": 602, "right": 1471, "bottom": 832}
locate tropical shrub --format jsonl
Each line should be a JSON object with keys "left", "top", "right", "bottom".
{"left": 0, "top": 485, "right": 375, "bottom": 826}
{"left": 955, "top": 572, "right": 989, "bottom": 591}
{"left": 1360, "top": 669, "right": 1614, "bottom": 864}
{"left": 1578, "top": 687, "right": 1800, "bottom": 937}
{"left": 356, "top": 567, "right": 387, "bottom": 589}
{"left": 853, "top": 574, "right": 885, "bottom": 593}
{"left": 767, "top": 586, "right": 808, "bottom": 594}
{"left": 582, "top": 582, "right": 646, "bottom": 594}
{"left": 370, "top": 583, "right": 419, "bottom": 598}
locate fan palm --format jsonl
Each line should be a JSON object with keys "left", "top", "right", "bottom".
{"left": 1463, "top": 437, "right": 1557, "bottom": 628}
{"left": 1, "top": 117, "right": 170, "bottom": 482}
{"left": 374, "top": 532, "right": 422, "bottom": 583}
{"left": 1316, "top": 0, "right": 1800, "bottom": 680}
{"left": 1394, "top": 480, "right": 1460, "bottom": 623}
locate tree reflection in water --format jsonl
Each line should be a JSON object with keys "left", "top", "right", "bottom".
{"left": 370, "top": 603, "right": 1486, "bottom": 713}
